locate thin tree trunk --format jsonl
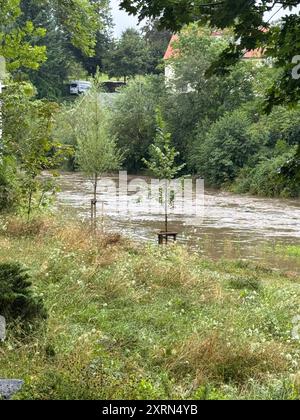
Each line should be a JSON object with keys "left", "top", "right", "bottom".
{"left": 27, "top": 189, "right": 33, "bottom": 222}
{"left": 91, "top": 173, "right": 98, "bottom": 230}
{"left": 93, "top": 173, "right": 98, "bottom": 217}
{"left": 101, "top": 201, "right": 104, "bottom": 234}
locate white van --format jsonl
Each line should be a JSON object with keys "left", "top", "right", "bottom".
{"left": 69, "top": 80, "right": 92, "bottom": 95}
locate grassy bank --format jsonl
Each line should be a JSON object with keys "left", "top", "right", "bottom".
{"left": 0, "top": 217, "right": 300, "bottom": 400}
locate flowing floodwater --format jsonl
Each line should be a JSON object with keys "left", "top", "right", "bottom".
{"left": 56, "top": 172, "right": 300, "bottom": 273}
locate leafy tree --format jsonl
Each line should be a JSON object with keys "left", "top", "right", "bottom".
{"left": 110, "top": 27, "right": 262, "bottom": 175}
{"left": 120, "top": 0, "right": 300, "bottom": 110}
{"left": 142, "top": 19, "right": 172, "bottom": 74}
{"left": 53, "top": 101, "right": 80, "bottom": 170}
{"left": 252, "top": 106, "right": 300, "bottom": 149}
{"left": 194, "top": 109, "right": 261, "bottom": 187}
{"left": 19, "top": 3, "right": 85, "bottom": 99}
{"left": 69, "top": 0, "right": 113, "bottom": 76}
{"left": 0, "top": 0, "right": 105, "bottom": 73}
{"left": 235, "top": 149, "right": 300, "bottom": 198}
{"left": 73, "top": 82, "right": 123, "bottom": 221}
{"left": 0, "top": 2, "right": 46, "bottom": 72}
{"left": 16, "top": 0, "right": 111, "bottom": 99}
{"left": 2, "top": 82, "right": 67, "bottom": 218}
{"left": 143, "top": 108, "right": 185, "bottom": 233}
{"left": 38, "top": 0, "right": 101, "bottom": 56}
{"left": 279, "top": 146, "right": 300, "bottom": 196}
{"left": 232, "top": 106, "right": 300, "bottom": 197}
{"left": 110, "top": 75, "right": 165, "bottom": 172}
{"left": 107, "top": 28, "right": 150, "bottom": 82}
{"left": 162, "top": 26, "right": 259, "bottom": 165}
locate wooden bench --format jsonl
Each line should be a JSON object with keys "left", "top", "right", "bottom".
{"left": 158, "top": 232, "right": 178, "bottom": 245}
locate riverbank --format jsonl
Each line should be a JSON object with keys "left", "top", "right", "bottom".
{"left": 0, "top": 216, "right": 300, "bottom": 400}
{"left": 56, "top": 171, "right": 300, "bottom": 273}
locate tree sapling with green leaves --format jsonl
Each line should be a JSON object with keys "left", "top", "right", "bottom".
{"left": 74, "top": 81, "right": 122, "bottom": 226}
{"left": 143, "top": 108, "right": 185, "bottom": 234}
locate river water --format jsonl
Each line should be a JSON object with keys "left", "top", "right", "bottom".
{"left": 56, "top": 172, "right": 300, "bottom": 273}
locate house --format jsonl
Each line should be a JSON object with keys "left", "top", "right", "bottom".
{"left": 163, "top": 31, "right": 264, "bottom": 88}
{"left": 163, "top": 35, "right": 179, "bottom": 88}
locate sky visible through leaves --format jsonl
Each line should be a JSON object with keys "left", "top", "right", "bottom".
{"left": 110, "top": 1, "right": 300, "bottom": 38}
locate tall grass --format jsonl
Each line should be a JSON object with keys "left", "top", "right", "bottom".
{"left": 0, "top": 217, "right": 300, "bottom": 400}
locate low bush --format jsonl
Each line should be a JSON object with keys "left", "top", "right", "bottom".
{"left": 233, "top": 152, "right": 300, "bottom": 198}
{"left": 0, "top": 263, "right": 47, "bottom": 324}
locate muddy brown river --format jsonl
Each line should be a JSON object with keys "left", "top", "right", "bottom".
{"left": 56, "top": 172, "right": 300, "bottom": 273}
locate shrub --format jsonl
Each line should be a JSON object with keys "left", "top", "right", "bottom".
{"left": 0, "top": 263, "right": 47, "bottom": 324}
{"left": 234, "top": 152, "right": 300, "bottom": 198}
{"left": 110, "top": 75, "right": 165, "bottom": 172}
{"left": 0, "top": 157, "right": 20, "bottom": 212}
{"left": 194, "top": 110, "right": 261, "bottom": 187}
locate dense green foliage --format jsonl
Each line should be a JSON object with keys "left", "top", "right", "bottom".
{"left": 142, "top": 20, "right": 172, "bottom": 74}
{"left": 110, "top": 75, "right": 165, "bottom": 172}
{"left": 0, "top": 157, "right": 20, "bottom": 212}
{"left": 0, "top": 1, "right": 172, "bottom": 100}
{"left": 120, "top": 0, "right": 300, "bottom": 110}
{"left": 106, "top": 29, "right": 155, "bottom": 82}
{"left": 74, "top": 82, "right": 123, "bottom": 207}
{"left": 0, "top": 0, "right": 115, "bottom": 216}
{"left": 17, "top": 0, "right": 112, "bottom": 99}
{"left": 194, "top": 110, "right": 260, "bottom": 187}
{"left": 0, "top": 0, "right": 46, "bottom": 72}
{"left": 163, "top": 27, "right": 258, "bottom": 160}
{"left": 0, "top": 0, "right": 104, "bottom": 73}
{"left": 234, "top": 150, "right": 300, "bottom": 198}
{"left": 1, "top": 82, "right": 68, "bottom": 218}
{"left": 195, "top": 103, "right": 300, "bottom": 195}
{"left": 75, "top": 96, "right": 121, "bottom": 179}
{"left": 111, "top": 26, "right": 299, "bottom": 197}
{"left": 105, "top": 23, "right": 171, "bottom": 82}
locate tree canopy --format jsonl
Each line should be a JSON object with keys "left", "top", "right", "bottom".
{"left": 120, "top": 0, "right": 300, "bottom": 109}
{"left": 107, "top": 28, "right": 151, "bottom": 81}
{"left": 0, "top": 0, "right": 106, "bottom": 72}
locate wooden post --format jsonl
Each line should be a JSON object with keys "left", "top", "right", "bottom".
{"left": 91, "top": 198, "right": 97, "bottom": 230}
{"left": 101, "top": 200, "right": 104, "bottom": 233}
{"left": 165, "top": 179, "right": 168, "bottom": 235}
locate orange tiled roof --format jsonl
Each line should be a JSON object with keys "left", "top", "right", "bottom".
{"left": 163, "top": 31, "right": 264, "bottom": 60}
{"left": 163, "top": 34, "right": 179, "bottom": 60}
{"left": 243, "top": 48, "right": 264, "bottom": 59}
